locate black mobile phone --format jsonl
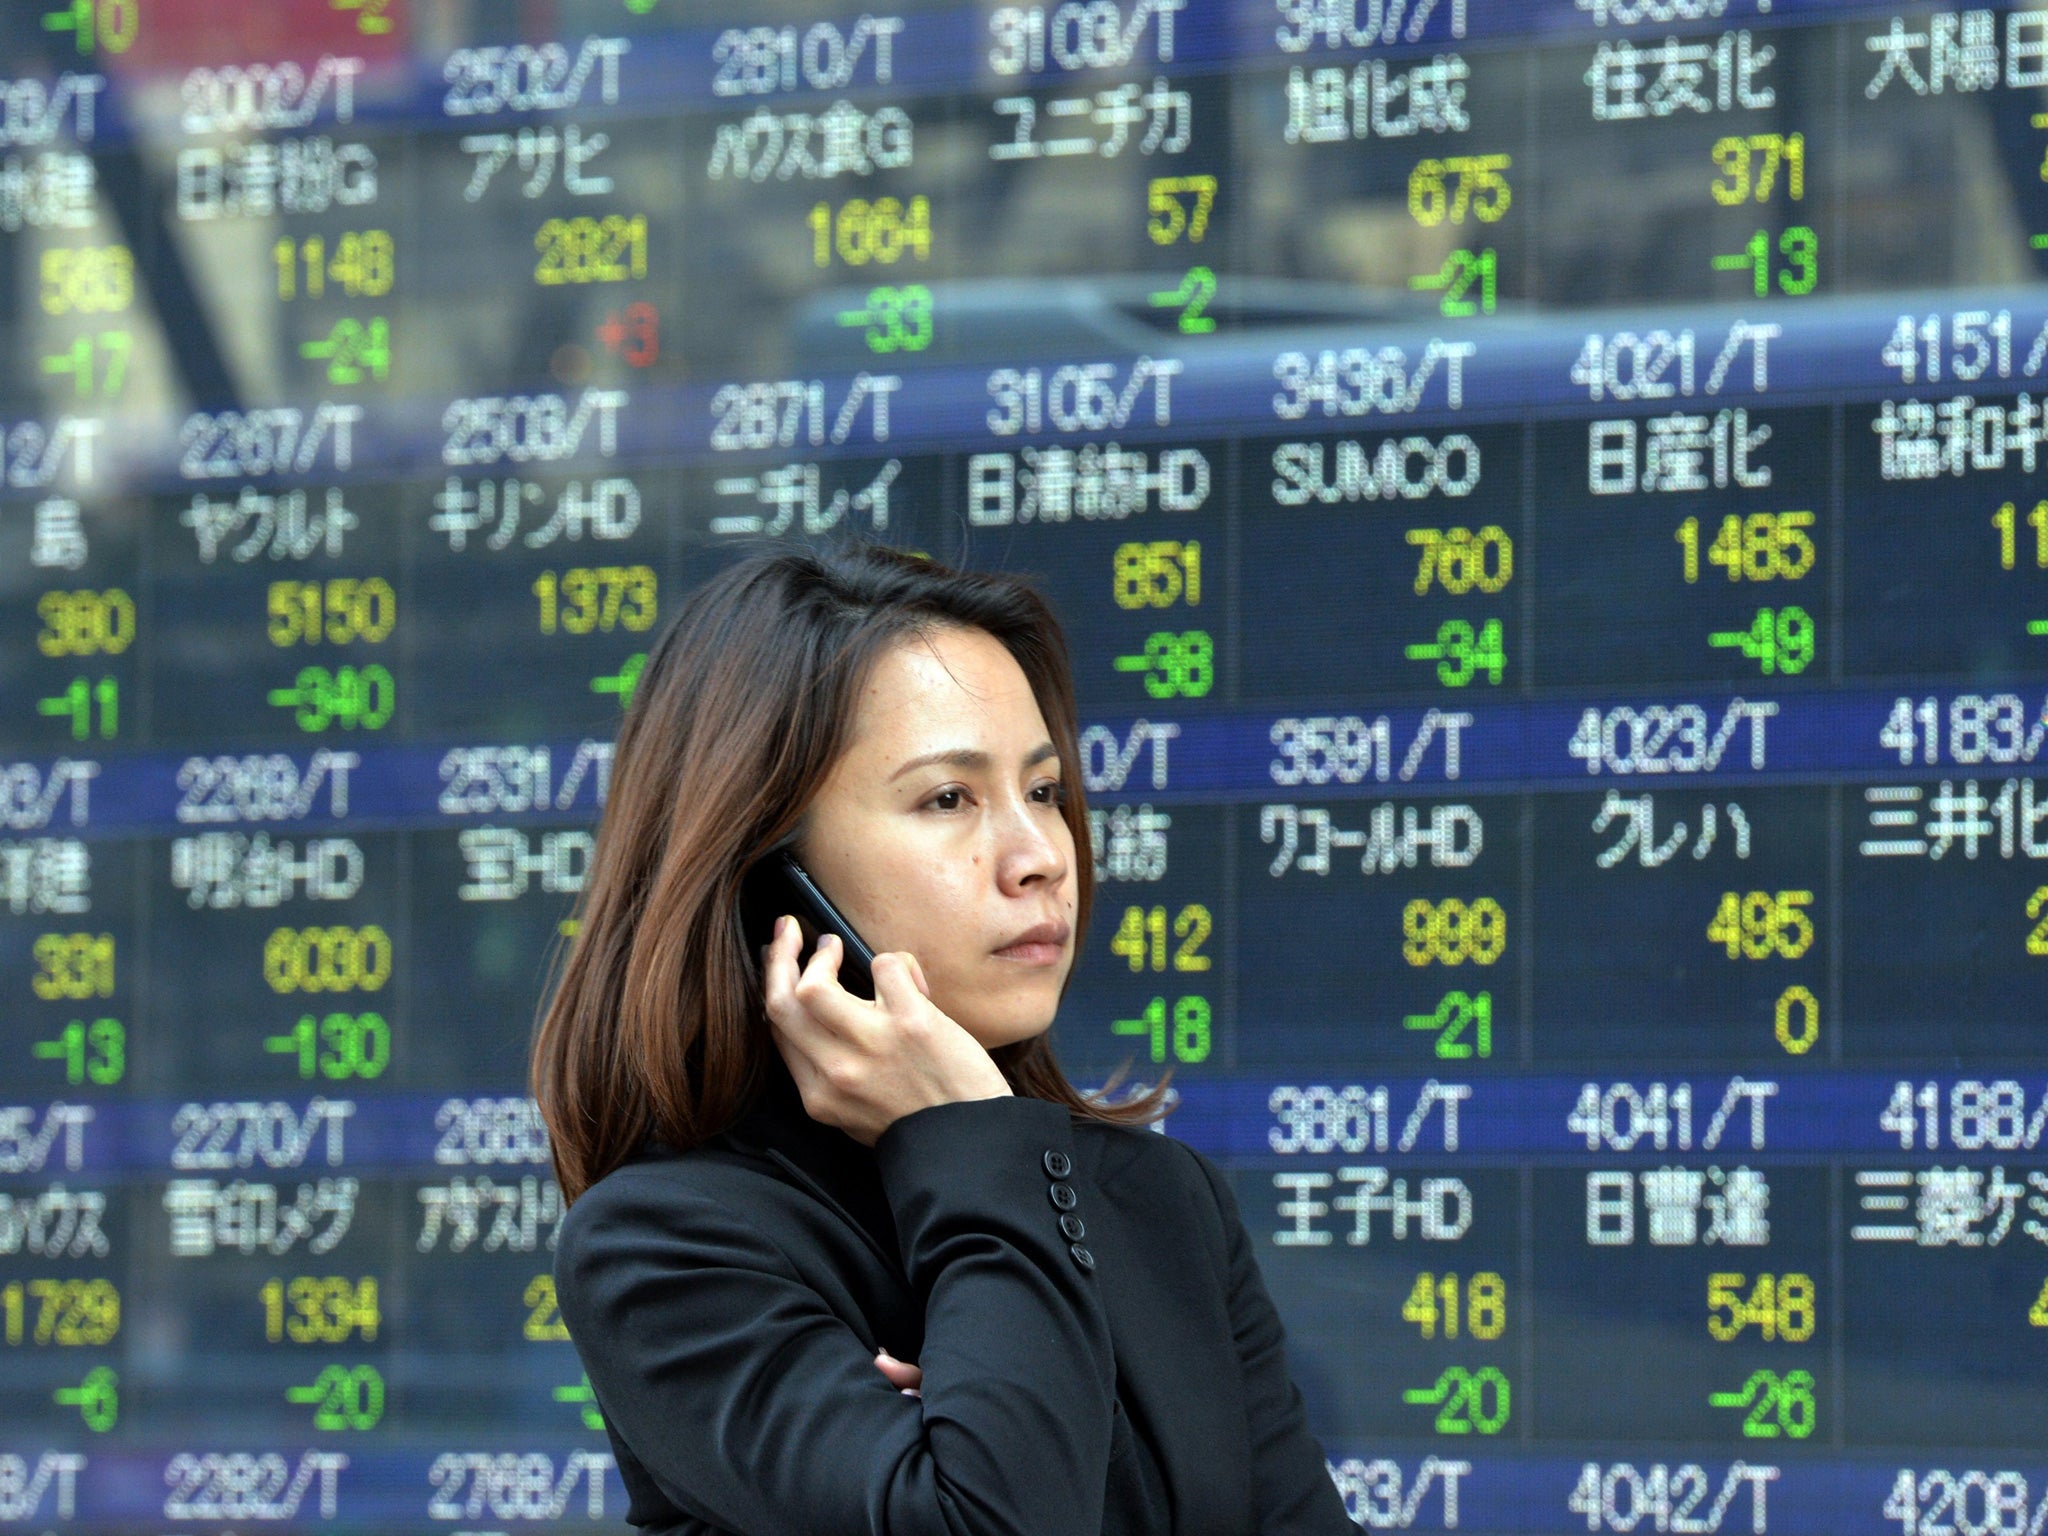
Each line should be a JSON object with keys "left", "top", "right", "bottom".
{"left": 738, "top": 849, "right": 877, "bottom": 1001}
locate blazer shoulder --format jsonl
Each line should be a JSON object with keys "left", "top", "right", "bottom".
{"left": 555, "top": 1143, "right": 798, "bottom": 1269}
{"left": 1073, "top": 1114, "right": 1214, "bottom": 1178}
{"left": 1072, "top": 1118, "right": 1230, "bottom": 1228}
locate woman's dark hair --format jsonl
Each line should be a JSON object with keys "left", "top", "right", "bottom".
{"left": 532, "top": 542, "right": 1173, "bottom": 1204}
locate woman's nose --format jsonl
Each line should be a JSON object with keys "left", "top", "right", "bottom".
{"left": 994, "top": 796, "right": 1067, "bottom": 890}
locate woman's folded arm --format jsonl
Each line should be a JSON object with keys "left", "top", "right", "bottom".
{"left": 554, "top": 1095, "right": 1117, "bottom": 1536}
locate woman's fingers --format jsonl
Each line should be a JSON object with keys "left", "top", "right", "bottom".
{"left": 763, "top": 917, "right": 826, "bottom": 1088}
{"left": 761, "top": 916, "right": 1002, "bottom": 1139}
{"left": 770, "top": 926, "right": 884, "bottom": 1122}
{"left": 769, "top": 920, "right": 857, "bottom": 1034}
{"left": 870, "top": 950, "right": 927, "bottom": 1014}
{"left": 760, "top": 914, "right": 803, "bottom": 1013}
{"left": 796, "top": 928, "right": 845, "bottom": 993}
{"left": 874, "top": 1350, "right": 922, "bottom": 1397}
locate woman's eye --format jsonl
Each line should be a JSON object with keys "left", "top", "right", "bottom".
{"left": 1033, "top": 781, "right": 1067, "bottom": 806}
{"left": 929, "top": 788, "right": 965, "bottom": 811}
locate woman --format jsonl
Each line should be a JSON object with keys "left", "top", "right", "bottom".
{"left": 535, "top": 544, "right": 1354, "bottom": 1535}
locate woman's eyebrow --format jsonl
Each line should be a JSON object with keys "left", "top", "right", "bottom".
{"left": 888, "top": 741, "right": 1059, "bottom": 782}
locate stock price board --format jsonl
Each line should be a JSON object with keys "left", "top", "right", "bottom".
{"left": 2, "top": 0, "right": 2047, "bottom": 1531}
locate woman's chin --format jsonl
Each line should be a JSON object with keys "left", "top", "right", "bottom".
{"left": 957, "top": 1008, "right": 1056, "bottom": 1053}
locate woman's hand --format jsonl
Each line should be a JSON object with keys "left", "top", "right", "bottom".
{"left": 874, "top": 1349, "right": 922, "bottom": 1397}
{"left": 761, "top": 915, "right": 1012, "bottom": 1147}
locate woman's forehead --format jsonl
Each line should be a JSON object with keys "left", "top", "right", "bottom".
{"left": 850, "top": 630, "right": 1046, "bottom": 748}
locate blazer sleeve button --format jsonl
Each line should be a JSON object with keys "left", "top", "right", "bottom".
{"left": 1048, "top": 1181, "right": 1078, "bottom": 1211}
{"left": 1059, "top": 1212, "right": 1086, "bottom": 1241}
{"left": 1042, "top": 1149, "right": 1072, "bottom": 1178}
{"left": 1069, "top": 1243, "right": 1096, "bottom": 1271}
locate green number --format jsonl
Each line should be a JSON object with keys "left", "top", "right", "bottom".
{"left": 1713, "top": 226, "right": 1817, "bottom": 297}
{"left": 1405, "top": 619, "right": 1505, "bottom": 687}
{"left": 287, "top": 1364, "right": 385, "bottom": 1429}
{"left": 1402, "top": 1366, "right": 1510, "bottom": 1434}
{"left": 266, "top": 665, "right": 396, "bottom": 731}
{"left": 30, "top": 1018, "right": 124, "bottom": 1085}
{"left": 1148, "top": 266, "right": 1217, "bottom": 334}
{"left": 52, "top": 1365, "right": 117, "bottom": 1431}
{"left": 1410, "top": 248, "right": 1496, "bottom": 317}
{"left": 1112, "top": 631, "right": 1213, "bottom": 699}
{"left": 1707, "top": 606, "right": 1813, "bottom": 676}
{"left": 1402, "top": 992, "right": 1492, "bottom": 1059}
{"left": 264, "top": 1013, "right": 390, "bottom": 1080}
{"left": 1710, "top": 1369, "right": 1815, "bottom": 1439}
{"left": 838, "top": 285, "right": 932, "bottom": 353}
{"left": 1110, "top": 996, "right": 1211, "bottom": 1064}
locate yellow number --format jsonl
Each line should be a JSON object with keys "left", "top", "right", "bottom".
{"left": 532, "top": 566, "right": 658, "bottom": 636}
{"left": 1677, "top": 511, "right": 1816, "bottom": 583}
{"left": 1111, "top": 906, "right": 1157, "bottom": 971}
{"left": 809, "top": 196, "right": 932, "bottom": 266}
{"left": 2029, "top": 887, "right": 2048, "bottom": 956}
{"left": 267, "top": 578, "right": 397, "bottom": 646}
{"left": 33, "top": 932, "right": 114, "bottom": 999}
{"left": 1, "top": 1279, "right": 120, "bottom": 1346}
{"left": 1710, "top": 138, "right": 1750, "bottom": 204}
{"left": 1707, "top": 890, "right": 1814, "bottom": 960}
{"left": 39, "top": 245, "right": 133, "bottom": 315}
{"left": 1403, "top": 1273, "right": 1507, "bottom": 1340}
{"left": 330, "top": 229, "right": 394, "bottom": 294}
{"left": 1401, "top": 1272, "right": 1441, "bottom": 1337}
{"left": 262, "top": 926, "right": 392, "bottom": 994}
{"left": 1402, "top": 898, "right": 1507, "bottom": 967}
{"left": 1407, "top": 526, "right": 1513, "bottom": 595}
{"left": 2031, "top": 1278, "right": 2048, "bottom": 1326}
{"left": 1709, "top": 1273, "right": 1814, "bottom": 1342}
{"left": 524, "top": 1274, "right": 571, "bottom": 1341}
{"left": 1407, "top": 154, "right": 1511, "bottom": 226}
{"left": 1778, "top": 1273, "right": 1815, "bottom": 1340}
{"left": 1146, "top": 175, "right": 1217, "bottom": 244}
{"left": 534, "top": 215, "right": 648, "bottom": 285}
{"left": 1109, "top": 905, "right": 1213, "bottom": 972}
{"left": 1774, "top": 984, "right": 1819, "bottom": 1054}
{"left": 261, "top": 1277, "right": 380, "bottom": 1344}
{"left": 1172, "top": 904, "right": 1212, "bottom": 971}
{"left": 1468, "top": 1273, "right": 1506, "bottom": 1339}
{"left": 1992, "top": 500, "right": 2048, "bottom": 569}
{"left": 1113, "top": 541, "right": 1201, "bottom": 609}
{"left": 273, "top": 230, "right": 393, "bottom": 299}
{"left": 36, "top": 589, "right": 134, "bottom": 656}
{"left": 1711, "top": 133, "right": 1804, "bottom": 206}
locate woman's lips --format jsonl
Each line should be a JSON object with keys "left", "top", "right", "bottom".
{"left": 993, "top": 920, "right": 1071, "bottom": 965}
{"left": 993, "top": 940, "right": 1065, "bottom": 965}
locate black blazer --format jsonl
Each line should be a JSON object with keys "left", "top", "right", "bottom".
{"left": 553, "top": 1061, "right": 1356, "bottom": 1535}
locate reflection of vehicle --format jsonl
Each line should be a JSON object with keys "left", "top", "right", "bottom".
{"left": 790, "top": 275, "right": 1453, "bottom": 364}
{"left": 790, "top": 278, "right": 2048, "bottom": 443}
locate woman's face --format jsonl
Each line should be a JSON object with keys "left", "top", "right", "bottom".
{"left": 795, "top": 624, "right": 1078, "bottom": 1050}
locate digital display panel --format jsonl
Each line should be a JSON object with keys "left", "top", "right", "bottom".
{"left": 2, "top": 1, "right": 2047, "bottom": 1531}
